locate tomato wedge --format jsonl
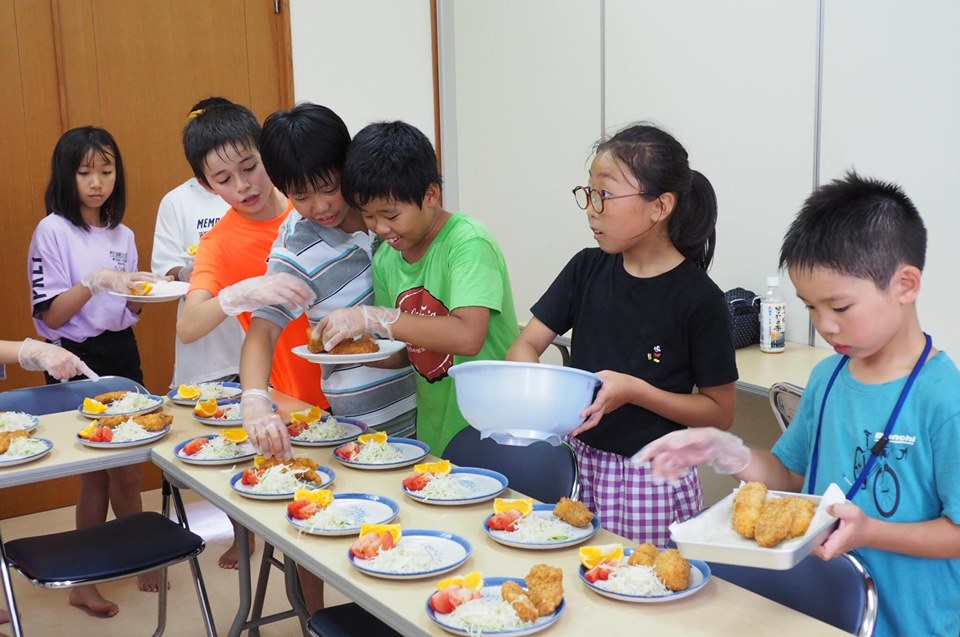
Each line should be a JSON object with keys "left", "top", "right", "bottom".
{"left": 287, "top": 500, "right": 318, "bottom": 520}
{"left": 336, "top": 442, "right": 361, "bottom": 461}
{"left": 486, "top": 509, "right": 522, "bottom": 531}
{"left": 584, "top": 562, "right": 616, "bottom": 583}
{"left": 350, "top": 531, "right": 394, "bottom": 559}
{"left": 182, "top": 439, "right": 206, "bottom": 456}
{"left": 429, "top": 584, "right": 481, "bottom": 614}
{"left": 241, "top": 468, "right": 260, "bottom": 486}
{"left": 402, "top": 473, "right": 432, "bottom": 492}
{"left": 287, "top": 422, "right": 307, "bottom": 437}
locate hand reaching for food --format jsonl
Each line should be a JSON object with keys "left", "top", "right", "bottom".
{"left": 80, "top": 268, "right": 158, "bottom": 295}
{"left": 218, "top": 273, "right": 316, "bottom": 316}
{"left": 315, "top": 306, "right": 400, "bottom": 351}
{"left": 631, "top": 427, "right": 752, "bottom": 480}
{"left": 241, "top": 389, "right": 291, "bottom": 459}
{"left": 17, "top": 338, "right": 98, "bottom": 380}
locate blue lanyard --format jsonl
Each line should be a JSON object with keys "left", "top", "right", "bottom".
{"left": 807, "top": 333, "right": 932, "bottom": 498}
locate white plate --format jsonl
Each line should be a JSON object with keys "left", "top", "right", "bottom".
{"left": 173, "top": 435, "right": 257, "bottom": 465}
{"left": 426, "top": 576, "right": 565, "bottom": 636}
{"left": 78, "top": 394, "right": 165, "bottom": 419}
{"left": 579, "top": 547, "right": 711, "bottom": 603}
{"left": 286, "top": 493, "right": 400, "bottom": 536}
{"left": 291, "top": 339, "right": 407, "bottom": 364}
{"left": 289, "top": 416, "right": 368, "bottom": 447}
{"left": 484, "top": 504, "right": 601, "bottom": 549}
{"left": 0, "top": 413, "right": 40, "bottom": 434}
{"left": 77, "top": 426, "right": 170, "bottom": 449}
{"left": 403, "top": 467, "right": 508, "bottom": 505}
{"left": 107, "top": 280, "right": 190, "bottom": 303}
{"left": 192, "top": 399, "right": 276, "bottom": 426}
{"left": 229, "top": 467, "right": 335, "bottom": 500}
{"left": 167, "top": 382, "right": 242, "bottom": 406}
{"left": 0, "top": 438, "right": 53, "bottom": 467}
{"left": 348, "top": 530, "right": 471, "bottom": 579}
{"left": 333, "top": 437, "right": 430, "bottom": 470}
{"left": 669, "top": 484, "right": 844, "bottom": 570}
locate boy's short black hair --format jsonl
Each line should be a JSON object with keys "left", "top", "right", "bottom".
{"left": 182, "top": 99, "right": 261, "bottom": 186}
{"left": 341, "top": 121, "right": 442, "bottom": 209}
{"left": 260, "top": 103, "right": 350, "bottom": 196}
{"left": 780, "top": 171, "right": 926, "bottom": 289}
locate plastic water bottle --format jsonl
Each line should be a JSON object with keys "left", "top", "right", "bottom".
{"left": 760, "top": 275, "right": 786, "bottom": 353}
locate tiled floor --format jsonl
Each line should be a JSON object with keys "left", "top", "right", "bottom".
{"left": 0, "top": 488, "right": 348, "bottom": 637}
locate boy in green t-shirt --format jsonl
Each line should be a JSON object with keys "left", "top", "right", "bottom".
{"left": 315, "top": 121, "right": 518, "bottom": 454}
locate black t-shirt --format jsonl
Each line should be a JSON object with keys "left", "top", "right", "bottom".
{"left": 532, "top": 249, "right": 739, "bottom": 456}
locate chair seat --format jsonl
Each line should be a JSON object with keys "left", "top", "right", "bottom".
{"left": 307, "top": 603, "right": 401, "bottom": 637}
{"left": 4, "top": 512, "right": 204, "bottom": 585}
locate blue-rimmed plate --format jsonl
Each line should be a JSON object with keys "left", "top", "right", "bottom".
{"left": 193, "top": 399, "right": 278, "bottom": 426}
{"left": 289, "top": 416, "right": 369, "bottom": 447}
{"left": 77, "top": 426, "right": 170, "bottom": 449}
{"left": 0, "top": 437, "right": 53, "bottom": 467}
{"left": 0, "top": 412, "right": 40, "bottom": 434}
{"left": 287, "top": 493, "right": 400, "bottom": 537}
{"left": 484, "top": 503, "right": 600, "bottom": 549}
{"left": 348, "top": 529, "right": 471, "bottom": 579}
{"left": 578, "top": 547, "right": 711, "bottom": 603}
{"left": 229, "top": 466, "right": 335, "bottom": 500}
{"left": 426, "top": 576, "right": 566, "bottom": 636}
{"left": 403, "top": 467, "right": 508, "bottom": 506}
{"left": 173, "top": 434, "right": 257, "bottom": 466}
{"left": 333, "top": 437, "right": 429, "bottom": 470}
{"left": 78, "top": 394, "right": 164, "bottom": 419}
{"left": 167, "top": 382, "right": 242, "bottom": 406}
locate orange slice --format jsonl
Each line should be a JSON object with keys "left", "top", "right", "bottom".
{"left": 291, "top": 406, "right": 325, "bottom": 424}
{"left": 493, "top": 497, "right": 534, "bottom": 516}
{"left": 194, "top": 398, "right": 219, "bottom": 418}
{"left": 294, "top": 488, "right": 334, "bottom": 508}
{"left": 437, "top": 571, "right": 483, "bottom": 591}
{"left": 220, "top": 428, "right": 248, "bottom": 444}
{"left": 579, "top": 543, "right": 624, "bottom": 570}
{"left": 414, "top": 459, "right": 452, "bottom": 475}
{"left": 82, "top": 397, "right": 107, "bottom": 414}
{"left": 78, "top": 423, "right": 97, "bottom": 439}
{"left": 359, "top": 523, "right": 401, "bottom": 543}
{"left": 177, "top": 384, "right": 201, "bottom": 400}
{"left": 358, "top": 431, "right": 388, "bottom": 446}
{"left": 129, "top": 281, "right": 154, "bottom": 296}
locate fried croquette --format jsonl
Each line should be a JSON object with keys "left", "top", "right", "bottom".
{"left": 783, "top": 497, "right": 816, "bottom": 538}
{"left": 525, "top": 564, "right": 563, "bottom": 616}
{"left": 0, "top": 430, "right": 30, "bottom": 454}
{"left": 627, "top": 543, "right": 660, "bottom": 567}
{"left": 732, "top": 481, "right": 767, "bottom": 539}
{"left": 553, "top": 498, "right": 594, "bottom": 528}
{"left": 306, "top": 329, "right": 380, "bottom": 355}
{"left": 754, "top": 498, "right": 795, "bottom": 548}
{"left": 259, "top": 456, "right": 322, "bottom": 484}
{"left": 133, "top": 412, "right": 174, "bottom": 432}
{"left": 653, "top": 548, "right": 690, "bottom": 592}
{"left": 93, "top": 390, "right": 128, "bottom": 404}
{"left": 501, "top": 581, "right": 539, "bottom": 623}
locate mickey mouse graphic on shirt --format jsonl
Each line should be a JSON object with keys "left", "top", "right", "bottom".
{"left": 396, "top": 286, "right": 453, "bottom": 383}
{"left": 647, "top": 344, "right": 662, "bottom": 364}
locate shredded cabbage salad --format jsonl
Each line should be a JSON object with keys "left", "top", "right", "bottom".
{"left": 109, "top": 420, "right": 157, "bottom": 442}
{"left": 190, "top": 436, "right": 241, "bottom": 460}
{"left": 196, "top": 383, "right": 240, "bottom": 400}
{"left": 0, "top": 412, "right": 36, "bottom": 432}
{"left": 444, "top": 597, "right": 530, "bottom": 633}
{"left": 104, "top": 392, "right": 161, "bottom": 414}
{"left": 0, "top": 437, "right": 48, "bottom": 459}
{"left": 293, "top": 417, "right": 350, "bottom": 441}
{"left": 595, "top": 565, "right": 670, "bottom": 596}
{"left": 495, "top": 514, "right": 574, "bottom": 543}
{"left": 354, "top": 441, "right": 404, "bottom": 464}
{"left": 364, "top": 542, "right": 437, "bottom": 573}
{"left": 212, "top": 404, "right": 242, "bottom": 420}
{"left": 300, "top": 504, "right": 361, "bottom": 530}
{"left": 241, "top": 465, "right": 311, "bottom": 494}
{"left": 415, "top": 474, "right": 475, "bottom": 500}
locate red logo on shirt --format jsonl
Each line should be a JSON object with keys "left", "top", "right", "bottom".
{"left": 396, "top": 286, "right": 452, "bottom": 383}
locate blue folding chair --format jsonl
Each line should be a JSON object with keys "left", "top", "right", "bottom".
{"left": 0, "top": 377, "right": 216, "bottom": 637}
{"left": 709, "top": 553, "right": 877, "bottom": 636}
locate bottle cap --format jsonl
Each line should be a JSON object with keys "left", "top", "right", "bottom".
{"left": 767, "top": 275, "right": 780, "bottom": 287}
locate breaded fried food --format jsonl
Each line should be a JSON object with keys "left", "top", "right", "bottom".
{"left": 260, "top": 456, "right": 322, "bottom": 484}
{"left": 307, "top": 329, "right": 380, "bottom": 355}
{"left": 133, "top": 412, "right": 174, "bottom": 432}
{"left": 97, "top": 415, "right": 131, "bottom": 428}
{"left": 525, "top": 564, "right": 563, "bottom": 616}
{"left": 783, "top": 497, "right": 816, "bottom": 539}
{"left": 754, "top": 498, "right": 795, "bottom": 548}
{"left": 94, "top": 390, "right": 128, "bottom": 404}
{"left": 553, "top": 498, "right": 594, "bottom": 528}
{"left": 0, "top": 430, "right": 30, "bottom": 454}
{"left": 627, "top": 543, "right": 660, "bottom": 567}
{"left": 732, "top": 481, "right": 767, "bottom": 539}
{"left": 501, "top": 581, "right": 539, "bottom": 623}
{"left": 653, "top": 548, "right": 690, "bottom": 592}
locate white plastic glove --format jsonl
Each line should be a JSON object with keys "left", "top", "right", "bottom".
{"left": 176, "top": 262, "right": 194, "bottom": 282}
{"left": 81, "top": 269, "right": 157, "bottom": 294}
{"left": 317, "top": 306, "right": 401, "bottom": 351}
{"left": 17, "top": 338, "right": 99, "bottom": 381}
{"left": 630, "top": 428, "right": 752, "bottom": 481}
{"left": 218, "top": 273, "right": 316, "bottom": 317}
{"left": 241, "top": 389, "right": 291, "bottom": 459}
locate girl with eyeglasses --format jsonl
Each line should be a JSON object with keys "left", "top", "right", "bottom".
{"left": 508, "top": 123, "right": 738, "bottom": 545}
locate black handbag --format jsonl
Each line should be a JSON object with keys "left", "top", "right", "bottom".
{"left": 724, "top": 287, "right": 760, "bottom": 349}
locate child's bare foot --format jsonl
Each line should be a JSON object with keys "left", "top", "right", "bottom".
{"left": 0, "top": 608, "right": 9, "bottom": 623}
{"left": 68, "top": 585, "right": 119, "bottom": 617}
{"left": 138, "top": 570, "right": 169, "bottom": 592}
{"left": 218, "top": 531, "right": 255, "bottom": 570}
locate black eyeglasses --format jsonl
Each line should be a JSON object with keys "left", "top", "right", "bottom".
{"left": 572, "top": 186, "right": 647, "bottom": 214}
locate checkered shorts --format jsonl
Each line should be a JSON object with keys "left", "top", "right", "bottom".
{"left": 568, "top": 437, "right": 702, "bottom": 546}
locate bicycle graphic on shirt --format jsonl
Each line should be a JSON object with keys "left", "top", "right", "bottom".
{"left": 852, "top": 429, "right": 907, "bottom": 518}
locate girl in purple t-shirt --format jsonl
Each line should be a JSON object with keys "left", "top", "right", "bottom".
{"left": 26, "top": 127, "right": 161, "bottom": 617}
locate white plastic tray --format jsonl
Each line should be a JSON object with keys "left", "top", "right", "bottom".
{"left": 669, "top": 483, "right": 843, "bottom": 570}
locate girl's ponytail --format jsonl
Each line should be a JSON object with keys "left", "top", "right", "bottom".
{"left": 670, "top": 169, "right": 717, "bottom": 271}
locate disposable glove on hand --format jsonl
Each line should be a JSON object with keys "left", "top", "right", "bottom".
{"left": 630, "top": 427, "right": 751, "bottom": 481}
{"left": 218, "top": 273, "right": 316, "bottom": 316}
{"left": 317, "top": 306, "right": 401, "bottom": 351}
{"left": 241, "top": 389, "right": 291, "bottom": 459}
{"left": 17, "top": 338, "right": 98, "bottom": 380}
{"left": 80, "top": 269, "right": 157, "bottom": 295}
{"left": 177, "top": 262, "right": 194, "bottom": 282}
